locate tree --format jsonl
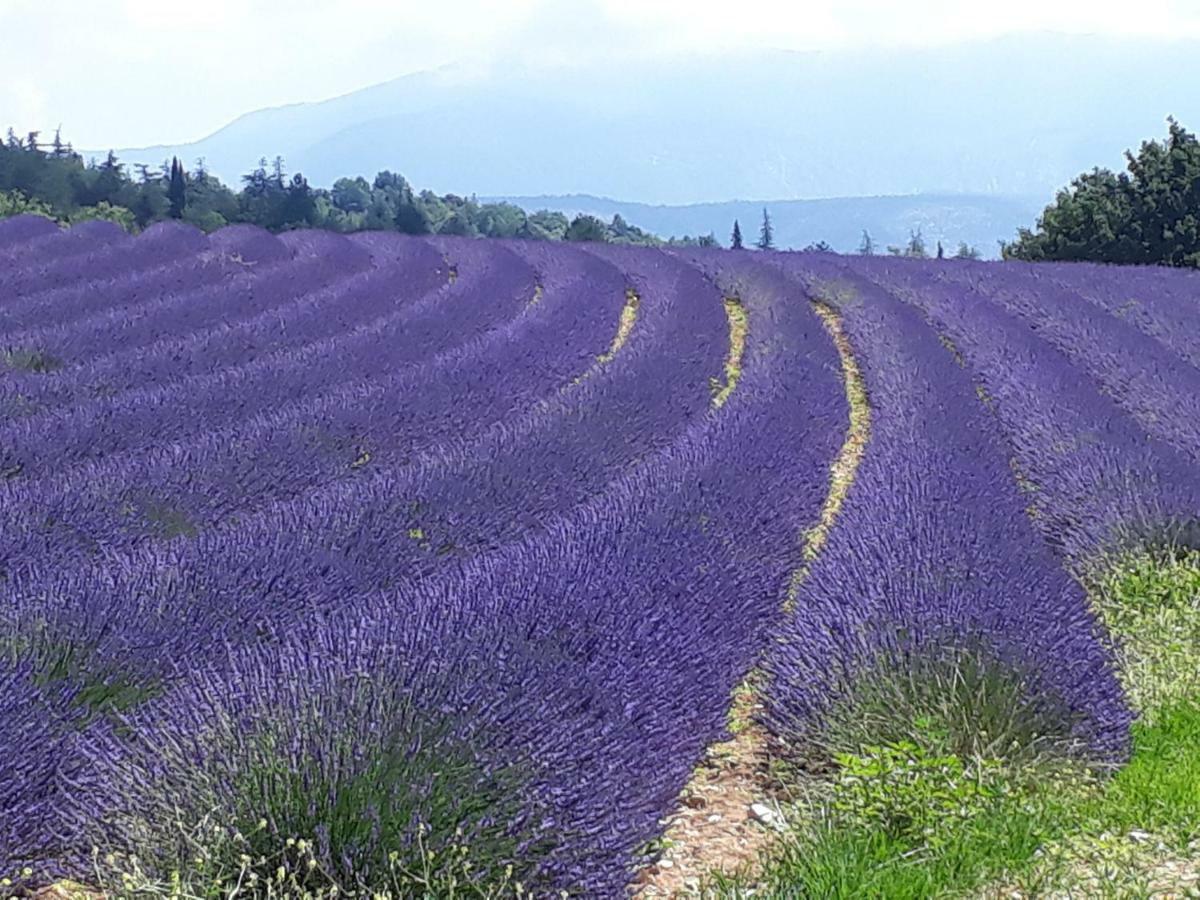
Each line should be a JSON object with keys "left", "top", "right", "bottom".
{"left": 525, "top": 209, "right": 569, "bottom": 241}
{"left": 564, "top": 213, "right": 608, "bottom": 243}
{"left": 0, "top": 127, "right": 704, "bottom": 246}
{"left": 905, "top": 228, "right": 928, "bottom": 259}
{"left": 279, "top": 173, "right": 315, "bottom": 227}
{"left": 804, "top": 240, "right": 834, "bottom": 253}
{"left": 954, "top": 242, "right": 982, "bottom": 260}
{"left": 858, "top": 229, "right": 875, "bottom": 255}
{"left": 936, "top": 240, "right": 945, "bottom": 259}
{"left": 0, "top": 188, "right": 54, "bottom": 220}
{"left": 438, "top": 211, "right": 475, "bottom": 236}
{"left": 476, "top": 202, "right": 526, "bottom": 239}
{"left": 1004, "top": 118, "right": 1200, "bottom": 268}
{"left": 69, "top": 201, "right": 136, "bottom": 232}
{"left": 731, "top": 219, "right": 744, "bottom": 249}
{"left": 756, "top": 207, "right": 774, "bottom": 250}
{"left": 393, "top": 188, "right": 430, "bottom": 235}
{"left": 167, "top": 156, "right": 187, "bottom": 219}
{"left": 242, "top": 158, "right": 270, "bottom": 197}
{"left": 95, "top": 150, "right": 125, "bottom": 198}
{"left": 331, "top": 176, "right": 372, "bottom": 214}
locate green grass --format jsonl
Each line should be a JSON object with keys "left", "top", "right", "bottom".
{"left": 710, "top": 550, "right": 1200, "bottom": 898}
{"left": 1086, "top": 698, "right": 1200, "bottom": 845}
{"left": 1089, "top": 547, "right": 1200, "bottom": 719}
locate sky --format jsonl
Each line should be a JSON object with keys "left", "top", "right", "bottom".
{"left": 3, "top": 0, "right": 1200, "bottom": 150}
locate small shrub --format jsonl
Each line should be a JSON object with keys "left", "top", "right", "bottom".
{"left": 830, "top": 740, "right": 1008, "bottom": 849}
{"left": 2, "top": 347, "right": 64, "bottom": 374}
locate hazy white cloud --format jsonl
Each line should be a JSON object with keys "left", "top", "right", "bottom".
{"left": 1, "top": 0, "right": 1199, "bottom": 149}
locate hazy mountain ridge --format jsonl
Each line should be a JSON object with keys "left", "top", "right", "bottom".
{"left": 96, "top": 34, "right": 1200, "bottom": 206}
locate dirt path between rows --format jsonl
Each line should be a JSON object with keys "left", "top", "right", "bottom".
{"left": 632, "top": 297, "right": 870, "bottom": 897}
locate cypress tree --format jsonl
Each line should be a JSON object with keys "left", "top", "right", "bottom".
{"left": 168, "top": 156, "right": 187, "bottom": 219}
{"left": 731, "top": 219, "right": 744, "bottom": 249}
{"left": 756, "top": 207, "right": 774, "bottom": 250}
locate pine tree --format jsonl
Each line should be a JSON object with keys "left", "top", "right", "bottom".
{"left": 731, "top": 219, "right": 744, "bottom": 249}
{"left": 756, "top": 207, "right": 774, "bottom": 250}
{"left": 168, "top": 156, "right": 187, "bottom": 219}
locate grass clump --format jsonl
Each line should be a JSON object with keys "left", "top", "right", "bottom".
{"left": 711, "top": 649, "right": 1094, "bottom": 898}
{"left": 815, "top": 645, "right": 1084, "bottom": 768}
{"left": 1086, "top": 697, "right": 1200, "bottom": 845}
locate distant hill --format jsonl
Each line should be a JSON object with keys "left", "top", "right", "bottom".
{"left": 488, "top": 193, "right": 1045, "bottom": 256}
{"left": 93, "top": 33, "right": 1200, "bottom": 207}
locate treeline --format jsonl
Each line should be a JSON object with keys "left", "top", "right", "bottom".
{"left": 1005, "top": 118, "right": 1200, "bottom": 268}
{"left": 0, "top": 128, "right": 718, "bottom": 247}
{"left": 729, "top": 207, "right": 980, "bottom": 259}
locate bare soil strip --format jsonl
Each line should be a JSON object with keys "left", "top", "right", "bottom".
{"left": 633, "top": 297, "right": 871, "bottom": 897}
{"left": 596, "top": 288, "right": 642, "bottom": 365}
{"left": 710, "top": 298, "right": 747, "bottom": 409}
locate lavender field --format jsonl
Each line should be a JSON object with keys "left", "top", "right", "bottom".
{"left": 1, "top": 214, "right": 1198, "bottom": 897}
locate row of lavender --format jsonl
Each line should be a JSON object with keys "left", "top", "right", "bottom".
{"left": 2, "top": 213, "right": 1193, "bottom": 893}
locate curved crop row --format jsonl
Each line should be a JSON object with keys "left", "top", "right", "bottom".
{"left": 0, "top": 245, "right": 626, "bottom": 578}
{"left": 0, "top": 222, "right": 232, "bottom": 336}
{"left": 938, "top": 261, "right": 1200, "bottom": 462}
{"left": 759, "top": 255, "right": 1132, "bottom": 763}
{"left": 856, "top": 256, "right": 1200, "bottom": 559}
{"left": 1039, "top": 262, "right": 1200, "bottom": 371}
{"left": 1, "top": 245, "right": 724, "bottom": 664}
{"left": 0, "top": 219, "right": 128, "bottom": 283}
{"left": 0, "top": 237, "right": 534, "bottom": 486}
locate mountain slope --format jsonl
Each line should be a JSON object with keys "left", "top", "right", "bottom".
{"left": 98, "top": 34, "right": 1200, "bottom": 205}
